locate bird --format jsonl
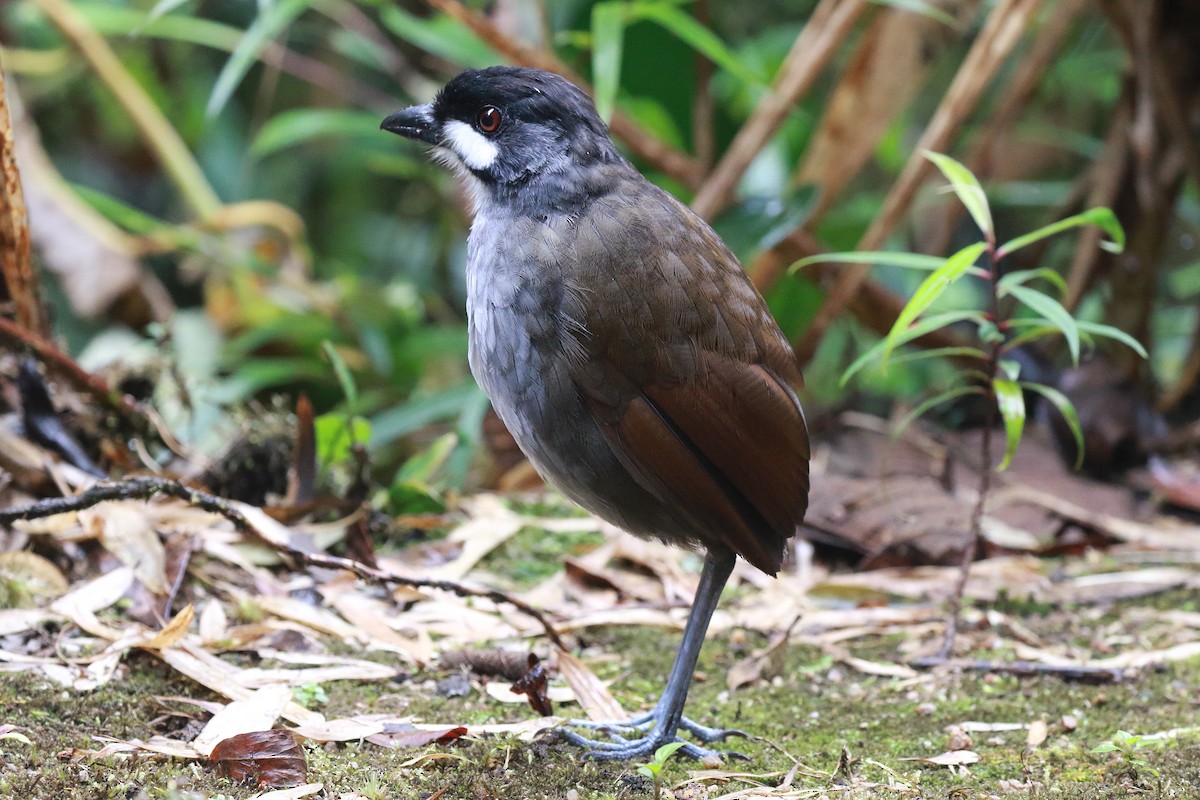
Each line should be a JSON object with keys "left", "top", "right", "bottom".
{"left": 382, "top": 66, "right": 812, "bottom": 761}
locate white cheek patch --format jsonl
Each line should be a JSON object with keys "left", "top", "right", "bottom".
{"left": 443, "top": 120, "right": 499, "bottom": 170}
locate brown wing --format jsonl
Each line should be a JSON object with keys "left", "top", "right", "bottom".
{"left": 568, "top": 181, "right": 810, "bottom": 575}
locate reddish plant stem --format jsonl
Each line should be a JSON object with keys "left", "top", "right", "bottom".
{"left": 939, "top": 238, "right": 1001, "bottom": 659}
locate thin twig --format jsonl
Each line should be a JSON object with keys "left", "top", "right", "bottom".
{"left": 793, "top": 0, "right": 1040, "bottom": 365}
{"left": 0, "top": 314, "right": 153, "bottom": 429}
{"left": 910, "top": 656, "right": 1127, "bottom": 683}
{"left": 422, "top": 0, "right": 701, "bottom": 188}
{"left": 690, "top": 0, "right": 868, "bottom": 218}
{"left": 0, "top": 476, "right": 569, "bottom": 651}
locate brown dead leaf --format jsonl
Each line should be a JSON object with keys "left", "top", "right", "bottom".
{"left": 193, "top": 684, "right": 292, "bottom": 757}
{"left": 557, "top": 649, "right": 624, "bottom": 721}
{"left": 82, "top": 503, "right": 167, "bottom": 594}
{"left": 210, "top": 730, "right": 307, "bottom": 788}
{"left": 510, "top": 654, "right": 553, "bottom": 717}
{"left": 140, "top": 603, "right": 194, "bottom": 650}
{"left": 366, "top": 725, "right": 467, "bottom": 750}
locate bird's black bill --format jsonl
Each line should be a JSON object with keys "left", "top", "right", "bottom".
{"left": 380, "top": 103, "right": 439, "bottom": 145}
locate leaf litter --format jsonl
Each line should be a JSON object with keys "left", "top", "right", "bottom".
{"left": 1, "top": 414, "right": 1199, "bottom": 796}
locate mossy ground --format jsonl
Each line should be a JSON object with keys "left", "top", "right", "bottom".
{"left": 2, "top": 589, "right": 1198, "bottom": 800}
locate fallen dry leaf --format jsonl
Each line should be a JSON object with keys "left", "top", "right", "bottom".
{"left": 557, "top": 649, "right": 624, "bottom": 721}
{"left": 510, "top": 653, "right": 553, "bottom": 717}
{"left": 210, "top": 729, "right": 307, "bottom": 788}
{"left": 193, "top": 685, "right": 293, "bottom": 757}
{"left": 1026, "top": 718, "right": 1049, "bottom": 752}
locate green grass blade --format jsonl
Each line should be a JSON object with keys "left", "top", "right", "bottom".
{"left": 894, "top": 385, "right": 983, "bottom": 439}
{"left": 1022, "top": 382, "right": 1084, "bottom": 470}
{"left": 252, "top": 109, "right": 384, "bottom": 156}
{"left": 630, "top": 3, "right": 765, "bottom": 86}
{"left": 591, "top": 2, "right": 627, "bottom": 123}
{"left": 993, "top": 377, "right": 1026, "bottom": 471}
{"left": 997, "top": 207, "right": 1125, "bottom": 258}
{"left": 922, "top": 151, "right": 993, "bottom": 239}
{"left": 1005, "top": 284, "right": 1080, "bottom": 365}
{"left": 208, "top": 0, "right": 312, "bottom": 118}
{"left": 839, "top": 309, "right": 983, "bottom": 386}
{"left": 882, "top": 242, "right": 987, "bottom": 365}
{"left": 1075, "top": 321, "right": 1148, "bottom": 359}
{"left": 791, "top": 250, "right": 987, "bottom": 277}
{"left": 996, "top": 268, "right": 1067, "bottom": 298}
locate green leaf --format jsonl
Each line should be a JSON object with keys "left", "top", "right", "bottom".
{"left": 882, "top": 242, "right": 987, "bottom": 364}
{"left": 378, "top": 6, "right": 498, "bottom": 67}
{"left": 894, "top": 385, "right": 983, "bottom": 438}
{"left": 252, "top": 109, "right": 386, "bottom": 157}
{"left": 922, "top": 151, "right": 993, "bottom": 239}
{"left": 882, "top": 346, "right": 989, "bottom": 369}
{"left": 314, "top": 413, "right": 371, "bottom": 465}
{"left": 997, "top": 207, "right": 1125, "bottom": 258}
{"left": 791, "top": 250, "right": 987, "bottom": 278}
{"left": 1003, "top": 284, "right": 1080, "bottom": 365}
{"left": 321, "top": 341, "right": 358, "bottom": 406}
{"left": 629, "top": 4, "right": 765, "bottom": 87}
{"left": 397, "top": 432, "right": 458, "bottom": 484}
{"left": 840, "top": 309, "right": 984, "bottom": 386}
{"left": 993, "top": 378, "right": 1026, "bottom": 471}
{"left": 653, "top": 741, "right": 688, "bottom": 764}
{"left": 996, "top": 268, "right": 1067, "bottom": 298}
{"left": 369, "top": 382, "right": 483, "bottom": 450}
{"left": 1092, "top": 742, "right": 1121, "bottom": 754}
{"left": 1075, "top": 321, "right": 1148, "bottom": 359}
{"left": 1022, "top": 382, "right": 1084, "bottom": 470}
{"left": 208, "top": 0, "right": 313, "bottom": 118}
{"left": 78, "top": 4, "right": 243, "bottom": 51}
{"left": 636, "top": 765, "right": 656, "bottom": 779}
{"left": 591, "top": 3, "right": 627, "bottom": 123}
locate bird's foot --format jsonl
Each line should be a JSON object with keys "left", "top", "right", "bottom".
{"left": 559, "top": 714, "right": 749, "bottom": 762}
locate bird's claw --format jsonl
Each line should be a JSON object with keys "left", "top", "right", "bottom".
{"left": 559, "top": 715, "right": 749, "bottom": 761}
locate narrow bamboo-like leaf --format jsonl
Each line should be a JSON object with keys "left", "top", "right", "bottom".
{"left": 993, "top": 378, "right": 1026, "bottom": 471}
{"left": 252, "top": 109, "right": 384, "bottom": 156}
{"left": 791, "top": 250, "right": 987, "bottom": 278}
{"left": 1022, "top": 382, "right": 1084, "bottom": 470}
{"left": 882, "top": 242, "right": 987, "bottom": 364}
{"left": 884, "top": 346, "right": 989, "bottom": 369}
{"left": 591, "top": 2, "right": 627, "bottom": 123}
{"left": 1004, "top": 284, "right": 1080, "bottom": 365}
{"left": 378, "top": 6, "right": 498, "bottom": 67}
{"left": 997, "top": 359, "right": 1021, "bottom": 381}
{"left": 1075, "top": 321, "right": 1148, "bottom": 359}
{"left": 321, "top": 341, "right": 358, "bottom": 405}
{"left": 894, "top": 385, "right": 983, "bottom": 438}
{"left": 78, "top": 4, "right": 242, "bottom": 51}
{"left": 630, "top": 4, "right": 764, "bottom": 86}
{"left": 208, "top": 0, "right": 312, "bottom": 118}
{"left": 997, "top": 268, "right": 1067, "bottom": 298}
{"left": 923, "top": 151, "right": 993, "bottom": 239}
{"left": 997, "top": 207, "right": 1125, "bottom": 258}
{"left": 839, "top": 309, "right": 984, "bottom": 386}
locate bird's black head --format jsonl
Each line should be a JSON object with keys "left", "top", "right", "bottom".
{"left": 381, "top": 67, "right": 623, "bottom": 192}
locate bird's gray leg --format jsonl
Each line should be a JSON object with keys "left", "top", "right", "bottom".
{"left": 560, "top": 549, "right": 748, "bottom": 761}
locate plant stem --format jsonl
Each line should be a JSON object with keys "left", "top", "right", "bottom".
{"left": 938, "top": 241, "right": 1002, "bottom": 658}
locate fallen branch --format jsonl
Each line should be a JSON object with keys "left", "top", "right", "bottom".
{"left": 910, "top": 656, "right": 1127, "bottom": 684}
{"left": 0, "top": 476, "right": 569, "bottom": 651}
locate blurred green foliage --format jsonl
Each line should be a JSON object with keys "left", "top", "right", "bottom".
{"left": 2, "top": 0, "right": 1188, "bottom": 505}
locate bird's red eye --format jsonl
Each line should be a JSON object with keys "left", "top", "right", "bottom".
{"left": 476, "top": 106, "right": 502, "bottom": 134}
